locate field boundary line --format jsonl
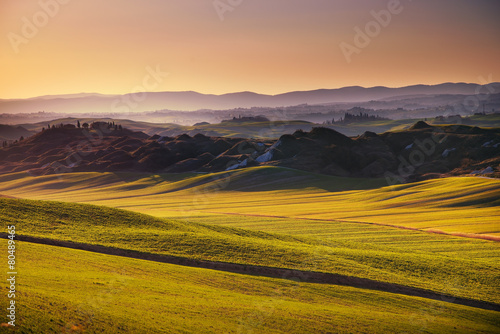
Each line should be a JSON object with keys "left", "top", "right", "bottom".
{"left": 202, "top": 211, "right": 500, "bottom": 242}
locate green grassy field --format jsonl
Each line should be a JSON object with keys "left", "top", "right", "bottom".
{"left": 1, "top": 197, "right": 499, "bottom": 306}
{"left": 0, "top": 166, "right": 499, "bottom": 332}
{"left": 184, "top": 119, "right": 420, "bottom": 138}
{"left": 2, "top": 240, "right": 498, "bottom": 333}
{"left": 0, "top": 167, "right": 498, "bottom": 238}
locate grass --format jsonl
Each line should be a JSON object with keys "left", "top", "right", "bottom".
{"left": 1, "top": 197, "right": 499, "bottom": 305}
{"left": 1, "top": 240, "right": 499, "bottom": 333}
{"left": 0, "top": 167, "right": 498, "bottom": 237}
{"left": 0, "top": 167, "right": 498, "bottom": 332}
{"left": 179, "top": 214, "right": 500, "bottom": 260}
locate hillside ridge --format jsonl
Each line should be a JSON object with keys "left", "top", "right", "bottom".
{"left": 1, "top": 121, "right": 499, "bottom": 180}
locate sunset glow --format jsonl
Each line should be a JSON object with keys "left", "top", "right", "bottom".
{"left": 1, "top": 0, "right": 499, "bottom": 99}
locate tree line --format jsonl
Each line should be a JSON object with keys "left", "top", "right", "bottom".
{"left": 2, "top": 121, "right": 123, "bottom": 149}
{"left": 323, "top": 110, "right": 390, "bottom": 125}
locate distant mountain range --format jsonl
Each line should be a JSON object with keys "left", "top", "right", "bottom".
{"left": 1, "top": 82, "right": 499, "bottom": 114}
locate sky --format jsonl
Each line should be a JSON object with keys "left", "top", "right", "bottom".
{"left": 1, "top": 0, "right": 499, "bottom": 99}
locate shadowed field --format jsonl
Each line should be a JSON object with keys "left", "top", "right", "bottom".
{"left": 0, "top": 167, "right": 498, "bottom": 238}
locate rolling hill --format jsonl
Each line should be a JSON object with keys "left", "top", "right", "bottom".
{"left": 1, "top": 198, "right": 499, "bottom": 306}
{"left": 1, "top": 121, "right": 498, "bottom": 179}
{"left": 1, "top": 82, "right": 499, "bottom": 114}
{"left": 0, "top": 156, "right": 498, "bottom": 332}
{"left": 4, "top": 240, "right": 499, "bottom": 333}
{"left": 1, "top": 112, "right": 498, "bottom": 333}
{"left": 0, "top": 166, "right": 498, "bottom": 239}
{"left": 0, "top": 124, "right": 34, "bottom": 142}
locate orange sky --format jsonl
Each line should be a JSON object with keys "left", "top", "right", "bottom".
{"left": 1, "top": 0, "right": 499, "bottom": 99}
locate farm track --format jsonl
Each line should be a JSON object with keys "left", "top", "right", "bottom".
{"left": 3, "top": 233, "right": 500, "bottom": 312}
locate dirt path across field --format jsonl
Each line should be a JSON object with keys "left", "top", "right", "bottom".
{"left": 2, "top": 233, "right": 499, "bottom": 312}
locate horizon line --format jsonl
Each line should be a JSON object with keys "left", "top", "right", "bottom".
{"left": 2, "top": 81, "right": 499, "bottom": 101}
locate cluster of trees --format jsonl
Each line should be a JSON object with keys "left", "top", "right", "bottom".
{"left": 42, "top": 121, "right": 123, "bottom": 132}
{"left": 222, "top": 115, "right": 270, "bottom": 123}
{"left": 2, "top": 120, "right": 124, "bottom": 150}
{"left": 433, "top": 115, "right": 464, "bottom": 124}
{"left": 432, "top": 114, "right": 487, "bottom": 125}
{"left": 89, "top": 121, "right": 122, "bottom": 131}
{"left": 2, "top": 137, "right": 22, "bottom": 148}
{"left": 323, "top": 110, "right": 390, "bottom": 125}
{"left": 42, "top": 123, "right": 76, "bottom": 131}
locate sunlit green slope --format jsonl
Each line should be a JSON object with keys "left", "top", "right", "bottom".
{"left": 2, "top": 241, "right": 498, "bottom": 333}
{"left": 1, "top": 198, "right": 499, "bottom": 304}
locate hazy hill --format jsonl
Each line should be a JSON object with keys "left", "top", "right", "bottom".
{"left": 12, "top": 113, "right": 500, "bottom": 140}
{"left": 0, "top": 124, "right": 35, "bottom": 141}
{"left": 1, "top": 82, "right": 499, "bottom": 114}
